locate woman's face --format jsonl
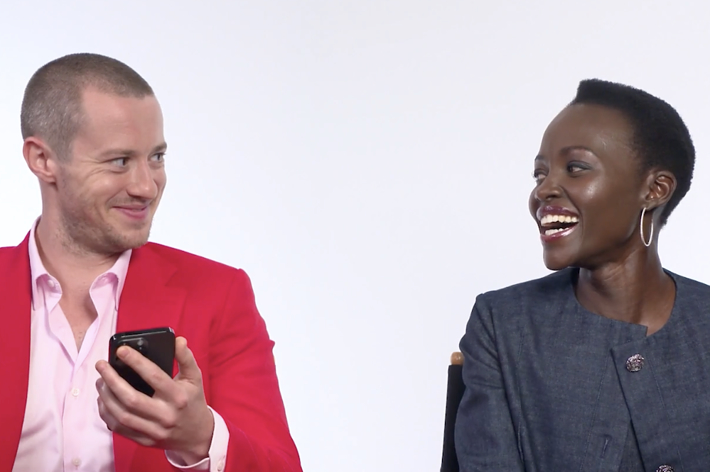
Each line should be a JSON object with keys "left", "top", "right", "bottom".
{"left": 529, "top": 103, "right": 648, "bottom": 271}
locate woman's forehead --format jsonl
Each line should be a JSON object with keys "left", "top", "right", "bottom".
{"left": 540, "top": 104, "right": 636, "bottom": 155}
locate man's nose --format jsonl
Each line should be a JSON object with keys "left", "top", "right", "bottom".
{"left": 126, "top": 159, "right": 159, "bottom": 200}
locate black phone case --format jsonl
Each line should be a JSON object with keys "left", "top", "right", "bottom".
{"left": 108, "top": 327, "right": 175, "bottom": 397}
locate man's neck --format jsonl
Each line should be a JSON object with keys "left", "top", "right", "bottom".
{"left": 35, "top": 216, "right": 121, "bottom": 294}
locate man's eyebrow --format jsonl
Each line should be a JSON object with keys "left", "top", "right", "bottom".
{"left": 100, "top": 148, "right": 136, "bottom": 158}
{"left": 99, "top": 142, "right": 167, "bottom": 158}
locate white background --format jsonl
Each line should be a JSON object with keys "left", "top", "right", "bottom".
{"left": 2, "top": 2, "right": 710, "bottom": 471}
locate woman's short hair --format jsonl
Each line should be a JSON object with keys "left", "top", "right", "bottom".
{"left": 571, "top": 79, "right": 695, "bottom": 226}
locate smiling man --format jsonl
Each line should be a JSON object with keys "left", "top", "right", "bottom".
{"left": 0, "top": 53, "right": 301, "bottom": 472}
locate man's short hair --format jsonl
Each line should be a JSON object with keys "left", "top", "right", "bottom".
{"left": 571, "top": 79, "right": 695, "bottom": 227}
{"left": 21, "top": 53, "right": 154, "bottom": 160}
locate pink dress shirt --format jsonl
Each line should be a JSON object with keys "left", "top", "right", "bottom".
{"left": 13, "top": 223, "right": 229, "bottom": 471}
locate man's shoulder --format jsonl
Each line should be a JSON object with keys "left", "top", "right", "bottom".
{"left": 0, "top": 244, "right": 17, "bottom": 256}
{"left": 135, "top": 242, "right": 246, "bottom": 283}
{"left": 0, "top": 237, "right": 29, "bottom": 266}
{"left": 0, "top": 245, "right": 17, "bottom": 266}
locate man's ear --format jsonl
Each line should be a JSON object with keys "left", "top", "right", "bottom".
{"left": 642, "top": 169, "right": 676, "bottom": 211}
{"left": 23, "top": 137, "right": 61, "bottom": 184}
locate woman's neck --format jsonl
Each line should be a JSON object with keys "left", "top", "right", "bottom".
{"left": 575, "top": 248, "right": 676, "bottom": 335}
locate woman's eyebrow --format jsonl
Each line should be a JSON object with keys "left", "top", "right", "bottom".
{"left": 560, "top": 145, "right": 596, "bottom": 156}
{"left": 535, "top": 146, "right": 597, "bottom": 161}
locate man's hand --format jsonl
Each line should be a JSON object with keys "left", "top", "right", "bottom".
{"left": 95, "top": 336, "right": 215, "bottom": 464}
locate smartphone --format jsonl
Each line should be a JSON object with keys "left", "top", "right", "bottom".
{"left": 109, "top": 327, "right": 175, "bottom": 397}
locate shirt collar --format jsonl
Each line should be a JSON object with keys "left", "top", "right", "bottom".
{"left": 28, "top": 218, "right": 132, "bottom": 311}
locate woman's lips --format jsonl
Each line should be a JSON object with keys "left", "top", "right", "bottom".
{"left": 540, "top": 223, "right": 578, "bottom": 242}
{"left": 536, "top": 206, "right": 580, "bottom": 243}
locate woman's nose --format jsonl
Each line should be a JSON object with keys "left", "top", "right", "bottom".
{"left": 533, "top": 174, "right": 562, "bottom": 202}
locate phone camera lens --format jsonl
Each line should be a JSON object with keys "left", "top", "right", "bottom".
{"left": 135, "top": 338, "right": 148, "bottom": 352}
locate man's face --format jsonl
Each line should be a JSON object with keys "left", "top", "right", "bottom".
{"left": 54, "top": 88, "right": 167, "bottom": 255}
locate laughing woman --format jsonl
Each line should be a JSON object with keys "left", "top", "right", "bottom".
{"left": 455, "top": 80, "right": 708, "bottom": 472}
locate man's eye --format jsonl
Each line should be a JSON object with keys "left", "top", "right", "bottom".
{"left": 152, "top": 153, "right": 165, "bottom": 162}
{"left": 112, "top": 158, "right": 128, "bottom": 167}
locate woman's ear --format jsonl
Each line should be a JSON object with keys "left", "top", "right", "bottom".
{"left": 643, "top": 170, "right": 676, "bottom": 211}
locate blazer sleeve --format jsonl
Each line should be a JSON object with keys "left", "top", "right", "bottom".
{"left": 207, "top": 269, "right": 302, "bottom": 472}
{"left": 454, "top": 295, "right": 524, "bottom": 471}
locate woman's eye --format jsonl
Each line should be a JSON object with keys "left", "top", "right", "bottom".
{"left": 567, "top": 163, "right": 587, "bottom": 173}
{"left": 532, "top": 170, "right": 546, "bottom": 182}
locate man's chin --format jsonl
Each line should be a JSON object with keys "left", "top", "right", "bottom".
{"left": 124, "top": 232, "right": 151, "bottom": 250}
{"left": 104, "top": 229, "right": 152, "bottom": 253}
{"left": 124, "top": 238, "right": 150, "bottom": 250}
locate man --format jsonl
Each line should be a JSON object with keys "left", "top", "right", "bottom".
{"left": 0, "top": 53, "right": 301, "bottom": 472}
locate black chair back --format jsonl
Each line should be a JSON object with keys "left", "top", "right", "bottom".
{"left": 441, "top": 352, "right": 465, "bottom": 472}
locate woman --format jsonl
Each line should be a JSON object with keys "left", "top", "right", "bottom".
{"left": 455, "top": 79, "right": 706, "bottom": 472}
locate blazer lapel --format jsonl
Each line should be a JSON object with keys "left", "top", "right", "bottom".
{"left": 0, "top": 235, "right": 32, "bottom": 469}
{"left": 112, "top": 243, "right": 186, "bottom": 472}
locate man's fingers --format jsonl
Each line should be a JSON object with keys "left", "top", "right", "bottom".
{"left": 96, "top": 373, "right": 167, "bottom": 443}
{"left": 96, "top": 357, "right": 166, "bottom": 419}
{"left": 96, "top": 370, "right": 147, "bottom": 421}
{"left": 174, "top": 337, "right": 201, "bottom": 382}
{"left": 114, "top": 345, "right": 176, "bottom": 395}
{"left": 97, "top": 395, "right": 157, "bottom": 447}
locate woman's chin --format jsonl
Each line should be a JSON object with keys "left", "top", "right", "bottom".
{"left": 542, "top": 254, "right": 571, "bottom": 272}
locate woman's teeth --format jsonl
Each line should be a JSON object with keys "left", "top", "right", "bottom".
{"left": 540, "top": 214, "right": 579, "bottom": 225}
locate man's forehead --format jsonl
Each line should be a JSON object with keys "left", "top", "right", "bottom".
{"left": 79, "top": 85, "right": 157, "bottom": 106}
{"left": 72, "top": 90, "right": 165, "bottom": 150}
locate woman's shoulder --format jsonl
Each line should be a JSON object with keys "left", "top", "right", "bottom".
{"left": 669, "top": 271, "right": 710, "bottom": 289}
{"left": 668, "top": 270, "right": 710, "bottom": 303}
{"left": 477, "top": 268, "right": 573, "bottom": 304}
{"left": 468, "top": 269, "right": 577, "bottom": 338}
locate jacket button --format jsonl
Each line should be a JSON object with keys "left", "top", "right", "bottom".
{"left": 656, "top": 466, "right": 674, "bottom": 472}
{"left": 626, "top": 354, "right": 645, "bottom": 372}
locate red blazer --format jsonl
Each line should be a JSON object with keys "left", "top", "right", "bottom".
{"left": 0, "top": 235, "right": 302, "bottom": 472}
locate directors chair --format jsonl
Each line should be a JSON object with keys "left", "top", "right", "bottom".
{"left": 441, "top": 351, "right": 465, "bottom": 472}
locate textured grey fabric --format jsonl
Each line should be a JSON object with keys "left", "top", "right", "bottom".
{"left": 455, "top": 268, "right": 710, "bottom": 472}
{"left": 619, "top": 423, "right": 644, "bottom": 471}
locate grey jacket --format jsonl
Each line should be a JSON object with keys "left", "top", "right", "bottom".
{"left": 455, "top": 268, "right": 710, "bottom": 472}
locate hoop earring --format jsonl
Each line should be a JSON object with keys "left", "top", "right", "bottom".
{"left": 640, "top": 207, "right": 654, "bottom": 247}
